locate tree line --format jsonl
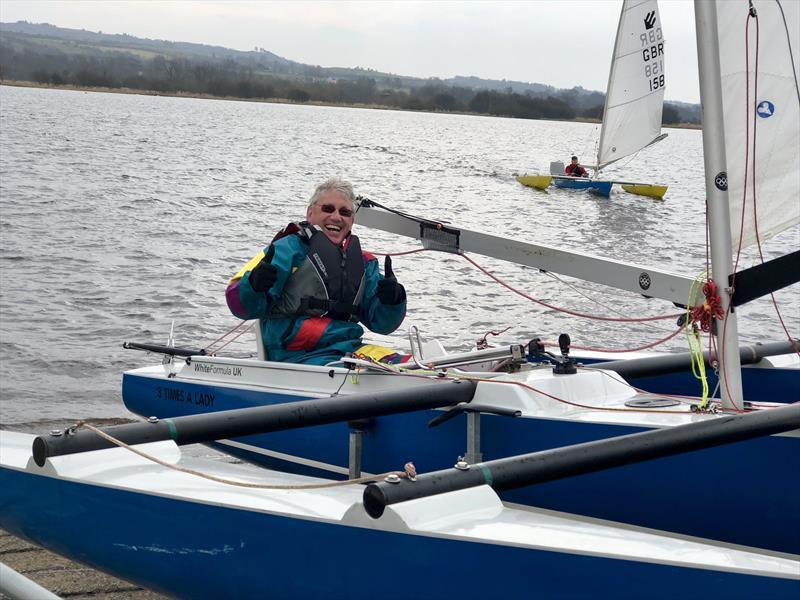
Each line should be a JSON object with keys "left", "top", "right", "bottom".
{"left": 0, "top": 44, "right": 686, "bottom": 124}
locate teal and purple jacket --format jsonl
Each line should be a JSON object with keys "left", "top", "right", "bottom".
{"left": 226, "top": 227, "right": 406, "bottom": 365}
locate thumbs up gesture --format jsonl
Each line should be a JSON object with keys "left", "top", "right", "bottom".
{"left": 376, "top": 255, "right": 406, "bottom": 305}
{"left": 249, "top": 246, "right": 278, "bottom": 293}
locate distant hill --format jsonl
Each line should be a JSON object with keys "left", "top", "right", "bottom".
{"left": 0, "top": 21, "right": 699, "bottom": 124}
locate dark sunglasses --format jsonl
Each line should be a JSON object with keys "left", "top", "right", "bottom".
{"left": 319, "top": 204, "right": 354, "bottom": 218}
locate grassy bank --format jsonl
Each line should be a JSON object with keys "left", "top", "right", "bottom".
{"left": 0, "top": 79, "right": 700, "bottom": 129}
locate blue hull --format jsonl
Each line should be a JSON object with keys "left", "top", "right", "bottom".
{"left": 123, "top": 372, "right": 800, "bottom": 554}
{"left": 1, "top": 465, "right": 796, "bottom": 599}
{"left": 552, "top": 177, "right": 613, "bottom": 197}
{"left": 583, "top": 360, "right": 800, "bottom": 404}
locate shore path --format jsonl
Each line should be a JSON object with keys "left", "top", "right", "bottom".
{"left": 1, "top": 529, "right": 165, "bottom": 599}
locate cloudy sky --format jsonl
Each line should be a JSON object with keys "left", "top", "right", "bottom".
{"left": 0, "top": 0, "right": 700, "bottom": 103}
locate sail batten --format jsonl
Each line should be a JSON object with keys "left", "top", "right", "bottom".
{"left": 597, "top": 0, "right": 666, "bottom": 170}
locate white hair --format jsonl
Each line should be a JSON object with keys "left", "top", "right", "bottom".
{"left": 308, "top": 178, "right": 356, "bottom": 210}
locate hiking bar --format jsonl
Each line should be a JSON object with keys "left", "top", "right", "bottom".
{"left": 363, "top": 402, "right": 800, "bottom": 518}
{"left": 596, "top": 339, "right": 800, "bottom": 379}
{"left": 123, "top": 341, "right": 207, "bottom": 357}
{"left": 32, "top": 380, "right": 477, "bottom": 466}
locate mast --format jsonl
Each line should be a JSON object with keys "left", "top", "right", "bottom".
{"left": 595, "top": 0, "right": 627, "bottom": 175}
{"left": 694, "top": 1, "right": 744, "bottom": 410}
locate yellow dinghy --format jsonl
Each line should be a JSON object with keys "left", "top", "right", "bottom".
{"left": 516, "top": 174, "right": 553, "bottom": 190}
{"left": 620, "top": 183, "right": 668, "bottom": 199}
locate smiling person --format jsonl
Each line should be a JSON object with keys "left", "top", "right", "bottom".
{"left": 225, "top": 177, "right": 407, "bottom": 365}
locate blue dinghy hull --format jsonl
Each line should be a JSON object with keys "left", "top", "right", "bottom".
{"left": 2, "top": 432, "right": 798, "bottom": 600}
{"left": 552, "top": 176, "right": 613, "bottom": 196}
{"left": 122, "top": 366, "right": 800, "bottom": 554}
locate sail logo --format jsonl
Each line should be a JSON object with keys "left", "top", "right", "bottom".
{"left": 644, "top": 11, "right": 657, "bottom": 30}
{"left": 756, "top": 100, "right": 775, "bottom": 118}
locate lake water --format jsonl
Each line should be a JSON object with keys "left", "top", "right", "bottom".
{"left": 1, "top": 84, "right": 797, "bottom": 426}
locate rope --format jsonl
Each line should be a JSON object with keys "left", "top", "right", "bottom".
{"left": 684, "top": 272, "right": 712, "bottom": 408}
{"left": 370, "top": 247, "right": 686, "bottom": 354}
{"left": 371, "top": 247, "right": 683, "bottom": 324}
{"left": 447, "top": 372, "right": 697, "bottom": 414}
{"left": 204, "top": 321, "right": 255, "bottom": 355}
{"left": 459, "top": 252, "right": 682, "bottom": 323}
{"left": 75, "top": 421, "right": 407, "bottom": 490}
{"left": 746, "top": 6, "right": 799, "bottom": 366}
{"left": 564, "top": 325, "right": 685, "bottom": 354}
{"left": 542, "top": 271, "right": 670, "bottom": 331}
{"left": 688, "top": 279, "right": 724, "bottom": 334}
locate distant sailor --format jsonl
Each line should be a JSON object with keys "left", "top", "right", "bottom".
{"left": 565, "top": 156, "right": 589, "bottom": 177}
{"left": 225, "top": 177, "right": 407, "bottom": 365}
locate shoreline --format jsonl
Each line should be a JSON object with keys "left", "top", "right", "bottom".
{"left": 0, "top": 80, "right": 701, "bottom": 129}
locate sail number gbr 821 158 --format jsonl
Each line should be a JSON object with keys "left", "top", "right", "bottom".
{"left": 641, "top": 14, "right": 665, "bottom": 91}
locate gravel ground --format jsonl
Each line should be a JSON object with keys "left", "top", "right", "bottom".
{"left": 0, "top": 529, "right": 167, "bottom": 599}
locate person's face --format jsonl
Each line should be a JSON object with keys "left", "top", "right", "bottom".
{"left": 571, "top": 158, "right": 579, "bottom": 165}
{"left": 306, "top": 190, "right": 354, "bottom": 245}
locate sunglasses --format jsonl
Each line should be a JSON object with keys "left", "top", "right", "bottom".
{"left": 319, "top": 204, "right": 354, "bottom": 218}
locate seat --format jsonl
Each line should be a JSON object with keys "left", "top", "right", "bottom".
{"left": 253, "top": 320, "right": 266, "bottom": 360}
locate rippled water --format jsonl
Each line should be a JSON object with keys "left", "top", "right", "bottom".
{"left": 1, "top": 85, "right": 797, "bottom": 425}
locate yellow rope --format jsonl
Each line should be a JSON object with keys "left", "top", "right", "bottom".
{"left": 685, "top": 272, "right": 711, "bottom": 408}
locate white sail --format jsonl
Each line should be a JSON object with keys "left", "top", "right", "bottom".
{"left": 716, "top": 0, "right": 800, "bottom": 250}
{"left": 597, "top": 0, "right": 666, "bottom": 170}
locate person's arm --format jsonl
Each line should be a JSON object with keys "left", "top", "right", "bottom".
{"left": 359, "top": 255, "right": 406, "bottom": 334}
{"left": 225, "top": 238, "right": 299, "bottom": 320}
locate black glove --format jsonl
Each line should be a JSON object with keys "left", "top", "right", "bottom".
{"left": 376, "top": 255, "right": 406, "bottom": 305}
{"left": 249, "top": 252, "right": 278, "bottom": 293}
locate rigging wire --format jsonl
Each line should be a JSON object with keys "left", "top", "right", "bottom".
{"left": 457, "top": 251, "right": 682, "bottom": 323}
{"left": 541, "top": 270, "right": 671, "bottom": 331}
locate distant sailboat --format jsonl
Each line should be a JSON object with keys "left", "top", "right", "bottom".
{"left": 519, "top": 0, "right": 670, "bottom": 198}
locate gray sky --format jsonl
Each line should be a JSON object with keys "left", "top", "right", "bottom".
{"left": 0, "top": 0, "right": 700, "bottom": 103}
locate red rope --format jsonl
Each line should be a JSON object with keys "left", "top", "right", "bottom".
{"left": 458, "top": 252, "right": 682, "bottom": 323}
{"left": 205, "top": 320, "right": 254, "bottom": 354}
{"left": 741, "top": 12, "right": 799, "bottom": 358}
{"left": 369, "top": 247, "right": 685, "bottom": 353}
{"left": 565, "top": 325, "right": 685, "bottom": 354}
{"left": 370, "top": 247, "right": 682, "bottom": 323}
{"left": 689, "top": 280, "right": 725, "bottom": 333}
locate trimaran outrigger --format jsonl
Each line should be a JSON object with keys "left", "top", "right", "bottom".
{"left": 1, "top": 1, "right": 799, "bottom": 598}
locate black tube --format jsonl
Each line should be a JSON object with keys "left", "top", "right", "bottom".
{"left": 363, "top": 402, "right": 800, "bottom": 519}
{"left": 730, "top": 249, "right": 800, "bottom": 307}
{"left": 596, "top": 339, "right": 799, "bottom": 380}
{"left": 123, "top": 341, "right": 206, "bottom": 357}
{"left": 32, "top": 380, "right": 476, "bottom": 467}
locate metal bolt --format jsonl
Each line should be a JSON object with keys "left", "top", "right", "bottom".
{"left": 147, "top": 416, "right": 159, "bottom": 423}
{"left": 454, "top": 460, "right": 470, "bottom": 471}
{"left": 384, "top": 474, "right": 401, "bottom": 484}
{"left": 49, "top": 429, "right": 63, "bottom": 437}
